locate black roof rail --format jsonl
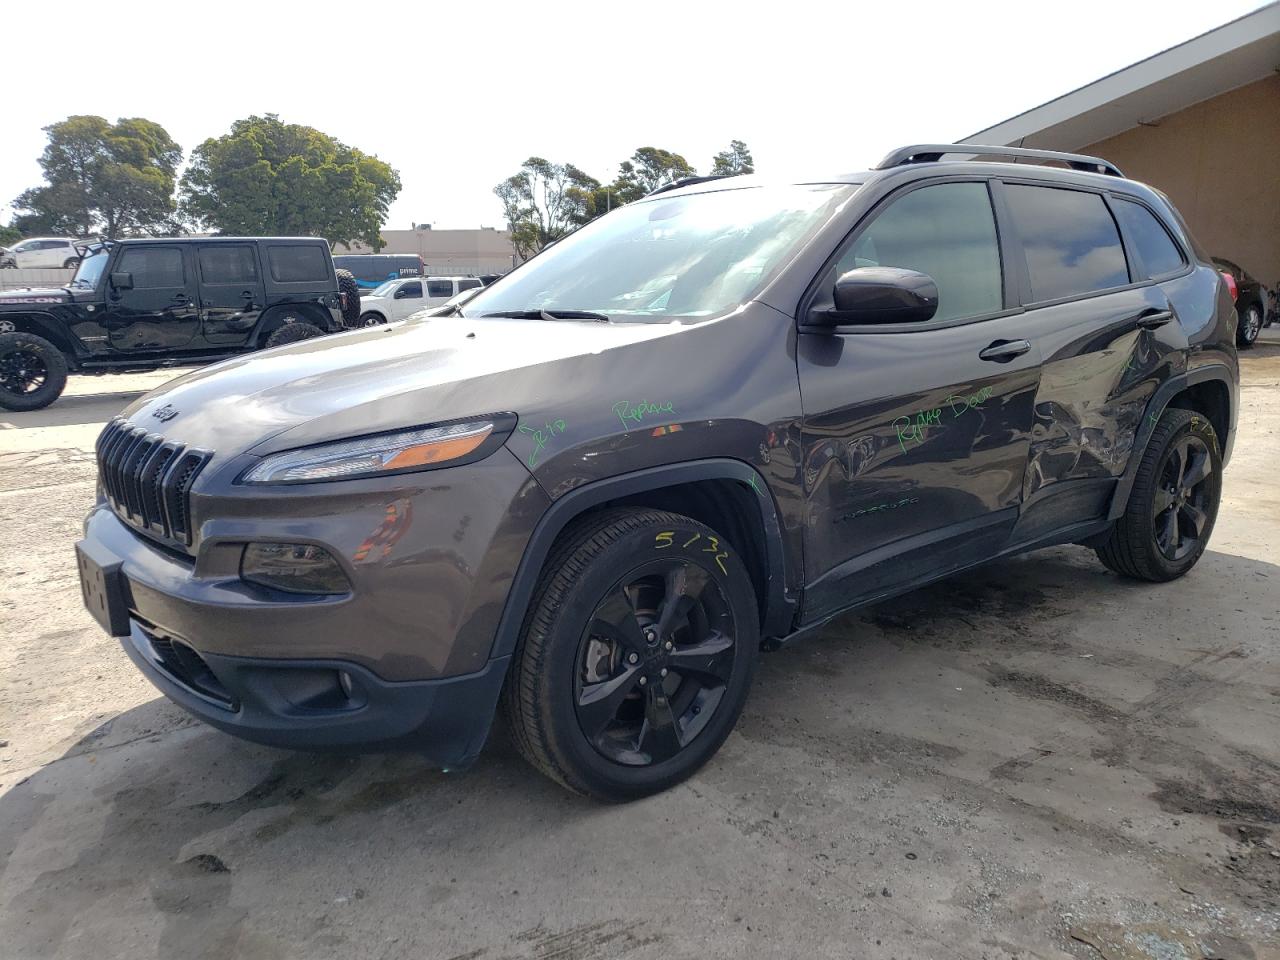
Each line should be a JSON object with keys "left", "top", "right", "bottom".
{"left": 646, "top": 174, "right": 732, "bottom": 197}
{"left": 875, "top": 143, "right": 1124, "bottom": 178}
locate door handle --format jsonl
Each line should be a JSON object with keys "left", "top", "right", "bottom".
{"left": 240, "top": 290, "right": 254, "bottom": 299}
{"left": 978, "top": 339, "right": 1031, "bottom": 362}
{"left": 1135, "top": 309, "right": 1173, "bottom": 329}
{"left": 170, "top": 294, "right": 189, "bottom": 303}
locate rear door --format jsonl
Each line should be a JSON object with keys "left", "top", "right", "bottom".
{"left": 997, "top": 181, "right": 1189, "bottom": 542}
{"left": 425, "top": 278, "right": 455, "bottom": 306}
{"left": 103, "top": 244, "right": 199, "bottom": 351}
{"left": 196, "top": 243, "right": 266, "bottom": 345}
{"left": 797, "top": 179, "right": 1042, "bottom": 621}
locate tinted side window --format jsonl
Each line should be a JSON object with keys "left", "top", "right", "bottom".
{"left": 1005, "top": 185, "right": 1129, "bottom": 302}
{"left": 836, "top": 181, "right": 1002, "bottom": 323}
{"left": 267, "top": 245, "right": 329, "bottom": 283}
{"left": 427, "top": 280, "right": 454, "bottom": 297}
{"left": 398, "top": 281, "right": 423, "bottom": 298}
{"left": 117, "top": 246, "right": 185, "bottom": 288}
{"left": 198, "top": 246, "right": 259, "bottom": 285}
{"left": 457, "top": 278, "right": 481, "bottom": 291}
{"left": 1113, "top": 198, "right": 1185, "bottom": 278}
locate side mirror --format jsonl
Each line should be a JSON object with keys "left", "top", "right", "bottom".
{"left": 110, "top": 271, "right": 134, "bottom": 291}
{"left": 825, "top": 266, "right": 938, "bottom": 325}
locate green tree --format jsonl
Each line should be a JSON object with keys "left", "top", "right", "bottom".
{"left": 710, "top": 139, "right": 754, "bottom": 177}
{"left": 180, "top": 115, "right": 401, "bottom": 250}
{"left": 494, "top": 157, "right": 601, "bottom": 260}
{"left": 610, "top": 147, "right": 697, "bottom": 204}
{"left": 0, "top": 223, "right": 20, "bottom": 247}
{"left": 11, "top": 115, "right": 182, "bottom": 238}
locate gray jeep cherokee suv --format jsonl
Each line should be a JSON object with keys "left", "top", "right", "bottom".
{"left": 76, "top": 144, "right": 1238, "bottom": 801}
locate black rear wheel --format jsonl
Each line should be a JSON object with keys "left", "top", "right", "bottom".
{"left": 0, "top": 332, "right": 68, "bottom": 412}
{"left": 1096, "top": 408, "right": 1221, "bottom": 581}
{"left": 504, "top": 509, "right": 759, "bottom": 801}
{"left": 263, "top": 319, "right": 323, "bottom": 349}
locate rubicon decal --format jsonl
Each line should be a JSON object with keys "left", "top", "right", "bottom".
{"left": 1, "top": 296, "right": 65, "bottom": 304}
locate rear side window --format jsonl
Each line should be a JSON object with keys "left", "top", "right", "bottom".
{"left": 457, "top": 278, "right": 482, "bottom": 291}
{"left": 837, "top": 181, "right": 1003, "bottom": 323}
{"left": 117, "top": 246, "right": 185, "bottom": 288}
{"left": 427, "top": 280, "right": 454, "bottom": 297}
{"left": 1112, "top": 198, "right": 1184, "bottom": 278}
{"left": 1005, "top": 185, "right": 1129, "bottom": 302}
{"left": 267, "top": 245, "right": 329, "bottom": 283}
{"left": 198, "top": 245, "right": 258, "bottom": 285}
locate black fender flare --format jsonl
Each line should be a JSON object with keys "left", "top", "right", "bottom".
{"left": 0, "top": 311, "right": 83, "bottom": 363}
{"left": 488, "top": 458, "right": 796, "bottom": 662}
{"left": 249, "top": 302, "right": 338, "bottom": 345}
{"left": 1107, "top": 363, "right": 1236, "bottom": 521}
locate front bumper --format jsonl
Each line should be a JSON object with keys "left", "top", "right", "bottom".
{"left": 76, "top": 446, "right": 549, "bottom": 761}
{"left": 119, "top": 617, "right": 508, "bottom": 764}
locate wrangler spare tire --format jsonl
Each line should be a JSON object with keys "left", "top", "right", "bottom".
{"left": 335, "top": 269, "right": 361, "bottom": 326}
{"left": 264, "top": 321, "right": 324, "bottom": 349}
{"left": 0, "top": 331, "right": 69, "bottom": 411}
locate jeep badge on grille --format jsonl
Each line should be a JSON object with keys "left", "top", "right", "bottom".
{"left": 152, "top": 404, "right": 179, "bottom": 422}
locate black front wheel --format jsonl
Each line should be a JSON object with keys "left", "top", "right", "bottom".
{"left": 504, "top": 508, "right": 759, "bottom": 801}
{"left": 0, "top": 332, "right": 68, "bottom": 412}
{"left": 1096, "top": 408, "right": 1221, "bottom": 581}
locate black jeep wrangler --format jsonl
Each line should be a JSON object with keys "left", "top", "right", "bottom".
{"left": 0, "top": 236, "right": 350, "bottom": 412}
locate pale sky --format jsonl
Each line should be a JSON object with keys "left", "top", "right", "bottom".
{"left": 1, "top": 0, "right": 1266, "bottom": 231}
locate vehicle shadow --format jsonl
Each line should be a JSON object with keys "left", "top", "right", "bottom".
{"left": 0, "top": 390, "right": 152, "bottom": 431}
{"left": 1, "top": 544, "right": 1277, "bottom": 958}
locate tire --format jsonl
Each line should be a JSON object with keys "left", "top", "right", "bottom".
{"left": 62, "top": 257, "right": 80, "bottom": 270}
{"left": 1096, "top": 408, "right": 1221, "bottom": 582}
{"left": 1236, "top": 303, "right": 1262, "bottom": 348}
{"left": 263, "top": 320, "right": 324, "bottom": 349}
{"left": 502, "top": 508, "right": 759, "bottom": 802}
{"left": 0, "top": 332, "right": 68, "bottom": 412}
{"left": 358, "top": 311, "right": 386, "bottom": 327}
{"left": 335, "top": 269, "right": 361, "bottom": 326}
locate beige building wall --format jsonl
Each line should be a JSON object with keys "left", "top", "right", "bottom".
{"left": 337, "top": 228, "right": 518, "bottom": 276}
{"left": 1077, "top": 75, "right": 1280, "bottom": 290}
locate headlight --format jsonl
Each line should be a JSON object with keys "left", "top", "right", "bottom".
{"left": 241, "top": 417, "right": 510, "bottom": 484}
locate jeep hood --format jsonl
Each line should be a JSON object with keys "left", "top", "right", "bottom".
{"left": 0, "top": 287, "right": 73, "bottom": 305}
{"left": 121, "top": 316, "right": 690, "bottom": 464}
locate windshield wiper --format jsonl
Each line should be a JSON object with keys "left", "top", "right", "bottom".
{"left": 479, "top": 309, "right": 611, "bottom": 323}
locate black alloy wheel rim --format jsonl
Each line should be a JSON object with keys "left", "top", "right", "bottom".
{"left": 1153, "top": 433, "right": 1214, "bottom": 561}
{"left": 574, "top": 559, "right": 737, "bottom": 767}
{"left": 0, "top": 348, "right": 47, "bottom": 397}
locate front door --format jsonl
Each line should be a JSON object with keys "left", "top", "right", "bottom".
{"left": 389, "top": 279, "right": 424, "bottom": 320}
{"left": 104, "top": 244, "right": 199, "bottom": 352}
{"left": 797, "top": 179, "right": 1041, "bottom": 621}
{"left": 196, "top": 243, "right": 266, "bottom": 345}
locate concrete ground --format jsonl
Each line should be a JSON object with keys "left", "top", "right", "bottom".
{"left": 1, "top": 334, "right": 1278, "bottom": 960}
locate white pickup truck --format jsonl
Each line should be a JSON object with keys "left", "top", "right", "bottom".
{"left": 355, "top": 276, "right": 484, "bottom": 325}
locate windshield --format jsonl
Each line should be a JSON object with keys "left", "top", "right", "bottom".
{"left": 71, "top": 250, "right": 109, "bottom": 289}
{"left": 462, "top": 183, "right": 855, "bottom": 322}
{"left": 370, "top": 280, "right": 399, "bottom": 297}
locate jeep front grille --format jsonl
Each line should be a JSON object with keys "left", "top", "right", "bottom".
{"left": 95, "top": 417, "right": 211, "bottom": 546}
